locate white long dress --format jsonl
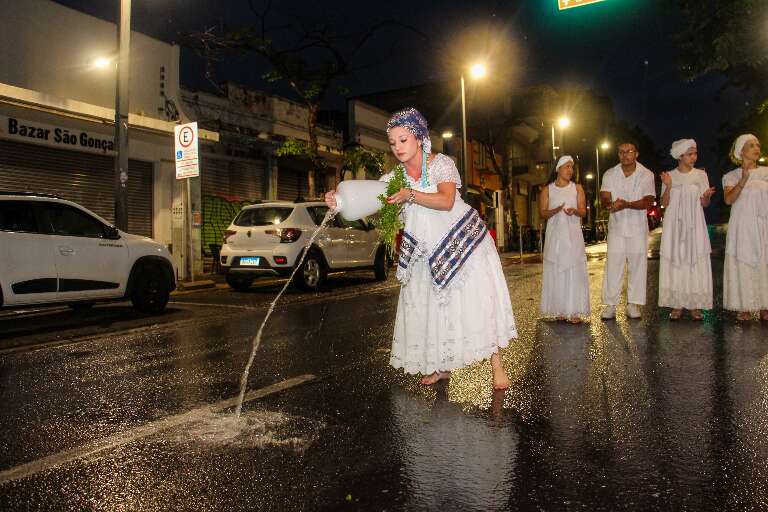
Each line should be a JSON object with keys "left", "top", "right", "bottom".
{"left": 540, "top": 182, "right": 590, "bottom": 318}
{"left": 381, "top": 154, "right": 518, "bottom": 375}
{"left": 722, "top": 166, "right": 768, "bottom": 312}
{"left": 658, "top": 168, "right": 713, "bottom": 309}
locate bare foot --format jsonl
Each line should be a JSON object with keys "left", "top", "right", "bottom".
{"left": 491, "top": 352, "right": 510, "bottom": 390}
{"left": 567, "top": 316, "right": 582, "bottom": 324}
{"left": 737, "top": 311, "right": 752, "bottom": 322}
{"left": 669, "top": 309, "right": 683, "bottom": 321}
{"left": 690, "top": 309, "right": 704, "bottom": 321}
{"left": 419, "top": 371, "right": 450, "bottom": 386}
{"left": 760, "top": 310, "right": 768, "bottom": 322}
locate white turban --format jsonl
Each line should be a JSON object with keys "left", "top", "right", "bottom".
{"left": 556, "top": 155, "right": 574, "bottom": 170}
{"left": 670, "top": 139, "right": 696, "bottom": 159}
{"left": 731, "top": 134, "right": 758, "bottom": 163}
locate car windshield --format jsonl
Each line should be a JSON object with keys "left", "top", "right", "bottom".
{"left": 234, "top": 206, "right": 293, "bottom": 227}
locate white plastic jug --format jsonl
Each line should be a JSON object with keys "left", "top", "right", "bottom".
{"left": 334, "top": 180, "right": 388, "bottom": 221}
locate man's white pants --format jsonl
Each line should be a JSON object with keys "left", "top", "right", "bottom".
{"left": 601, "top": 232, "right": 649, "bottom": 306}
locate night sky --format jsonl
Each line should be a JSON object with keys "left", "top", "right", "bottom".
{"left": 53, "top": 0, "right": 749, "bottom": 173}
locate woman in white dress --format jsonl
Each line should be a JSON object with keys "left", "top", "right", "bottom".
{"left": 325, "top": 108, "right": 518, "bottom": 389}
{"left": 658, "top": 139, "right": 715, "bottom": 320}
{"left": 722, "top": 134, "right": 768, "bottom": 321}
{"left": 538, "top": 156, "right": 590, "bottom": 323}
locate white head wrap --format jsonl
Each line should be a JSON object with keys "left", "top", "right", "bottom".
{"left": 556, "top": 155, "right": 574, "bottom": 170}
{"left": 670, "top": 139, "right": 696, "bottom": 160}
{"left": 731, "top": 134, "right": 759, "bottom": 163}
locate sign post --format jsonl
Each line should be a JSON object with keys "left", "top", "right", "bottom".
{"left": 174, "top": 122, "right": 200, "bottom": 282}
{"left": 558, "top": 0, "right": 606, "bottom": 10}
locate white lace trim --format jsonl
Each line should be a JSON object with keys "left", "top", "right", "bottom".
{"left": 658, "top": 288, "right": 712, "bottom": 309}
{"left": 389, "top": 329, "right": 515, "bottom": 375}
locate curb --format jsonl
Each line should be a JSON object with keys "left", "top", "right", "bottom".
{"left": 175, "top": 279, "right": 216, "bottom": 292}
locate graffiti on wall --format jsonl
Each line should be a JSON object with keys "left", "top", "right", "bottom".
{"left": 201, "top": 195, "right": 252, "bottom": 256}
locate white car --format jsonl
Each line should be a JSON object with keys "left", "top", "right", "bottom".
{"left": 0, "top": 192, "right": 176, "bottom": 313}
{"left": 219, "top": 200, "right": 389, "bottom": 291}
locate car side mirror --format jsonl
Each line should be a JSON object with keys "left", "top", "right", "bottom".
{"left": 104, "top": 225, "right": 120, "bottom": 240}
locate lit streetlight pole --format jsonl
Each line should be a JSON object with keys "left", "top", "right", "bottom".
{"left": 114, "top": 0, "right": 131, "bottom": 231}
{"left": 551, "top": 115, "right": 571, "bottom": 160}
{"left": 595, "top": 140, "right": 610, "bottom": 221}
{"left": 460, "top": 62, "right": 486, "bottom": 201}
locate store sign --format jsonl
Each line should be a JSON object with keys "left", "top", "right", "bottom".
{"left": 558, "top": 0, "right": 606, "bottom": 9}
{"left": 174, "top": 122, "right": 199, "bottom": 179}
{"left": 0, "top": 115, "right": 115, "bottom": 154}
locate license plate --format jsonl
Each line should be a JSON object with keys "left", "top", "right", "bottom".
{"left": 240, "top": 257, "right": 261, "bottom": 266}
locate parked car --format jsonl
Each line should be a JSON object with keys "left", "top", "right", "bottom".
{"left": 219, "top": 200, "right": 389, "bottom": 291}
{"left": 0, "top": 192, "right": 176, "bottom": 313}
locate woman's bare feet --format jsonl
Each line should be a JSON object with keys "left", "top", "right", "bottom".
{"left": 690, "top": 309, "right": 704, "bottom": 321}
{"left": 567, "top": 316, "right": 582, "bottom": 324}
{"left": 491, "top": 352, "right": 510, "bottom": 390}
{"left": 760, "top": 310, "right": 768, "bottom": 322}
{"left": 737, "top": 311, "right": 752, "bottom": 322}
{"left": 419, "top": 371, "right": 450, "bottom": 386}
{"left": 669, "top": 309, "right": 683, "bottom": 321}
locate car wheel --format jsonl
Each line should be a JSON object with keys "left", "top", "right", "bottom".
{"left": 292, "top": 250, "right": 326, "bottom": 291}
{"left": 68, "top": 303, "right": 94, "bottom": 312}
{"left": 130, "top": 264, "right": 171, "bottom": 314}
{"left": 226, "top": 274, "right": 254, "bottom": 291}
{"left": 373, "top": 248, "right": 389, "bottom": 281}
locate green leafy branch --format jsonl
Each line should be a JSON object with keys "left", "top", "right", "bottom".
{"left": 375, "top": 164, "right": 408, "bottom": 257}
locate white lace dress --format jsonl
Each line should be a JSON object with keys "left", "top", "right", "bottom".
{"left": 380, "top": 154, "right": 518, "bottom": 375}
{"left": 540, "top": 182, "right": 590, "bottom": 318}
{"left": 722, "top": 166, "right": 768, "bottom": 312}
{"left": 658, "top": 168, "right": 713, "bottom": 309}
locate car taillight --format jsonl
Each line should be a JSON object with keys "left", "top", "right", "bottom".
{"left": 223, "top": 230, "right": 237, "bottom": 244}
{"left": 274, "top": 256, "right": 288, "bottom": 264}
{"left": 264, "top": 228, "right": 302, "bottom": 243}
{"left": 279, "top": 228, "right": 302, "bottom": 243}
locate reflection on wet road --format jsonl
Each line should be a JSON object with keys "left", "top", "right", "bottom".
{"left": 2, "top": 227, "right": 768, "bottom": 510}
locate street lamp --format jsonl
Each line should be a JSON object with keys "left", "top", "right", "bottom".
{"left": 460, "top": 62, "right": 486, "bottom": 200}
{"left": 442, "top": 131, "right": 454, "bottom": 139}
{"left": 551, "top": 115, "right": 571, "bottom": 159}
{"left": 93, "top": 57, "right": 111, "bottom": 69}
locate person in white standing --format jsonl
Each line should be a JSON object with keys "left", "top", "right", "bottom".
{"left": 599, "top": 140, "right": 657, "bottom": 320}
{"left": 538, "top": 156, "right": 590, "bottom": 323}
{"left": 722, "top": 134, "right": 768, "bottom": 322}
{"left": 658, "top": 139, "right": 716, "bottom": 320}
{"left": 324, "top": 108, "right": 518, "bottom": 389}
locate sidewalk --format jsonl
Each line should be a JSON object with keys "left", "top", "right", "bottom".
{"left": 499, "top": 250, "right": 542, "bottom": 265}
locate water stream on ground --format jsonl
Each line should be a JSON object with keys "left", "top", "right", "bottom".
{"left": 233, "top": 209, "right": 337, "bottom": 418}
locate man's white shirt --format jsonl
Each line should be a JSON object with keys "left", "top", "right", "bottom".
{"left": 600, "top": 163, "right": 656, "bottom": 237}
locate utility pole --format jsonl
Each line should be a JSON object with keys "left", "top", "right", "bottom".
{"left": 114, "top": 0, "right": 131, "bottom": 230}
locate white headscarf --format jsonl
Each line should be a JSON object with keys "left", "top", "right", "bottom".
{"left": 556, "top": 155, "right": 574, "bottom": 170}
{"left": 731, "top": 134, "right": 759, "bottom": 163}
{"left": 670, "top": 139, "right": 696, "bottom": 160}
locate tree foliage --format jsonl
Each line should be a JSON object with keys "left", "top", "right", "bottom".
{"left": 342, "top": 146, "right": 385, "bottom": 179}
{"left": 187, "top": 1, "right": 420, "bottom": 196}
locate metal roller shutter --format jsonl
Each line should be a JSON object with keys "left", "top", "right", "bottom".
{"left": 201, "top": 156, "right": 265, "bottom": 201}
{"left": 0, "top": 139, "right": 153, "bottom": 237}
{"left": 277, "top": 169, "right": 308, "bottom": 201}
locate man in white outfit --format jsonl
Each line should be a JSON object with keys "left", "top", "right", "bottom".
{"left": 599, "top": 140, "right": 657, "bottom": 319}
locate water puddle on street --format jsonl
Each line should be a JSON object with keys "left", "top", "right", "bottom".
{"left": 167, "top": 410, "right": 325, "bottom": 453}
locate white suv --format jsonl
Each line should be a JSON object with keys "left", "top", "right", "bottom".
{"left": 219, "top": 200, "right": 389, "bottom": 291}
{"left": 0, "top": 193, "right": 176, "bottom": 313}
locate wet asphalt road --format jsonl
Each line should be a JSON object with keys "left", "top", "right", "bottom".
{"left": 2, "top": 227, "right": 768, "bottom": 511}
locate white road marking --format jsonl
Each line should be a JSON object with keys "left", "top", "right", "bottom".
{"left": 0, "top": 374, "right": 317, "bottom": 485}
